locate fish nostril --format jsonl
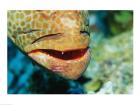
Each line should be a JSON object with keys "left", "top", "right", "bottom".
{"left": 80, "top": 31, "right": 90, "bottom": 36}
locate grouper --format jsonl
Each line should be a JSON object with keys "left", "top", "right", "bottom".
{"left": 8, "top": 10, "right": 90, "bottom": 79}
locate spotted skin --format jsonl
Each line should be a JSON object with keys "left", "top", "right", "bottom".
{"left": 8, "top": 10, "right": 90, "bottom": 79}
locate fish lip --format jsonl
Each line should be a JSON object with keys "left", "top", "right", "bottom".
{"left": 28, "top": 47, "right": 89, "bottom": 60}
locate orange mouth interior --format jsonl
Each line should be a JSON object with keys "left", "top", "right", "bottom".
{"left": 28, "top": 48, "right": 88, "bottom": 60}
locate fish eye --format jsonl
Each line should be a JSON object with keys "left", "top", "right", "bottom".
{"left": 80, "top": 30, "right": 90, "bottom": 36}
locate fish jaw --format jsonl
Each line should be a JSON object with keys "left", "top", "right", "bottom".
{"left": 28, "top": 49, "right": 90, "bottom": 80}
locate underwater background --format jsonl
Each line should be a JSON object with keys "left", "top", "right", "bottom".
{"left": 8, "top": 10, "right": 133, "bottom": 94}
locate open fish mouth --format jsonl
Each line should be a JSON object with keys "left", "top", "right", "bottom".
{"left": 28, "top": 48, "right": 88, "bottom": 60}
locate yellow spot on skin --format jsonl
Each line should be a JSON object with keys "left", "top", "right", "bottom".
{"left": 60, "top": 17, "right": 77, "bottom": 28}
{"left": 25, "top": 10, "right": 31, "bottom": 15}
{"left": 26, "top": 16, "right": 31, "bottom": 22}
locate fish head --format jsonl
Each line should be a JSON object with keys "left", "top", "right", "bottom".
{"left": 8, "top": 10, "right": 90, "bottom": 79}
